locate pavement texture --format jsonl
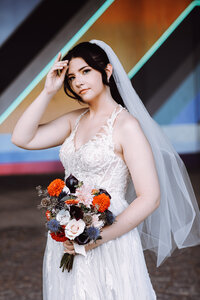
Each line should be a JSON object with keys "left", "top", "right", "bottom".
{"left": 0, "top": 171, "right": 200, "bottom": 300}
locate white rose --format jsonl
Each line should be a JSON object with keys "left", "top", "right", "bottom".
{"left": 56, "top": 209, "right": 70, "bottom": 225}
{"left": 65, "top": 219, "right": 85, "bottom": 240}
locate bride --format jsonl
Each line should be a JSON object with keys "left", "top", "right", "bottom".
{"left": 11, "top": 40, "right": 200, "bottom": 299}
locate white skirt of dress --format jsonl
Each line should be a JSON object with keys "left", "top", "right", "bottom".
{"left": 43, "top": 225, "right": 156, "bottom": 300}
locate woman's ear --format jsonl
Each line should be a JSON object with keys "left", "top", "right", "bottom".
{"left": 105, "top": 63, "right": 113, "bottom": 81}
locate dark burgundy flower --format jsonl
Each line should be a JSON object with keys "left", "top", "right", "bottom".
{"left": 99, "top": 188, "right": 111, "bottom": 199}
{"left": 65, "top": 174, "right": 79, "bottom": 193}
{"left": 105, "top": 209, "right": 116, "bottom": 225}
{"left": 70, "top": 205, "right": 83, "bottom": 220}
{"left": 74, "top": 228, "right": 90, "bottom": 245}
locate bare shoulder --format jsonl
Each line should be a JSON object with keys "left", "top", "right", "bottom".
{"left": 56, "top": 106, "right": 88, "bottom": 130}
{"left": 116, "top": 108, "right": 151, "bottom": 155}
{"left": 115, "top": 108, "right": 140, "bottom": 135}
{"left": 112, "top": 108, "right": 140, "bottom": 156}
{"left": 67, "top": 107, "right": 88, "bottom": 127}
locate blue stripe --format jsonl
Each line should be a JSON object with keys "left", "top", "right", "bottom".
{"left": 172, "top": 91, "right": 200, "bottom": 124}
{"left": 153, "top": 62, "right": 200, "bottom": 125}
{"left": 0, "top": 134, "right": 60, "bottom": 163}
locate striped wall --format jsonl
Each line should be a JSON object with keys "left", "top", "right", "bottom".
{"left": 1, "top": 0, "right": 199, "bottom": 175}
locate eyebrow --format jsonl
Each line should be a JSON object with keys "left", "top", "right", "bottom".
{"left": 68, "top": 65, "right": 89, "bottom": 76}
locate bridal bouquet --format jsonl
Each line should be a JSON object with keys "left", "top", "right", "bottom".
{"left": 36, "top": 174, "right": 116, "bottom": 272}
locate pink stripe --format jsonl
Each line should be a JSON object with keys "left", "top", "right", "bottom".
{"left": 0, "top": 161, "right": 64, "bottom": 175}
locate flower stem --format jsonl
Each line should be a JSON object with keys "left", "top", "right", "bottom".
{"left": 60, "top": 253, "right": 74, "bottom": 272}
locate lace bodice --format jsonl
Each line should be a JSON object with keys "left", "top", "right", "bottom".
{"left": 59, "top": 104, "right": 132, "bottom": 213}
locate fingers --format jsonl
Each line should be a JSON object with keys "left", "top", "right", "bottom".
{"left": 63, "top": 240, "right": 75, "bottom": 255}
{"left": 55, "top": 52, "right": 62, "bottom": 62}
{"left": 51, "top": 60, "right": 68, "bottom": 77}
{"left": 64, "top": 249, "right": 76, "bottom": 255}
{"left": 55, "top": 52, "right": 68, "bottom": 64}
{"left": 52, "top": 61, "right": 67, "bottom": 70}
{"left": 63, "top": 240, "right": 73, "bottom": 246}
{"left": 63, "top": 242, "right": 74, "bottom": 249}
{"left": 60, "top": 63, "right": 68, "bottom": 79}
{"left": 51, "top": 52, "right": 69, "bottom": 75}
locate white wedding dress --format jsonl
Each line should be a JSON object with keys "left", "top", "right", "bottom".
{"left": 43, "top": 104, "right": 157, "bottom": 300}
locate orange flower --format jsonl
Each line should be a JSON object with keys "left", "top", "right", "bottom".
{"left": 92, "top": 193, "right": 110, "bottom": 212}
{"left": 47, "top": 179, "right": 65, "bottom": 197}
{"left": 50, "top": 231, "right": 68, "bottom": 242}
{"left": 46, "top": 210, "right": 51, "bottom": 220}
{"left": 65, "top": 199, "right": 79, "bottom": 205}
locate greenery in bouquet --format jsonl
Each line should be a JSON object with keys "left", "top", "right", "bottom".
{"left": 36, "top": 174, "right": 116, "bottom": 272}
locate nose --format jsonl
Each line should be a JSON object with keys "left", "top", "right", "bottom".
{"left": 74, "top": 75, "right": 84, "bottom": 88}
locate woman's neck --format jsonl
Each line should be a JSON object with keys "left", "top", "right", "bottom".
{"left": 86, "top": 88, "right": 118, "bottom": 119}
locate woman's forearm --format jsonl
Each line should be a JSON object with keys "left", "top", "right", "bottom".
{"left": 12, "top": 54, "right": 68, "bottom": 148}
{"left": 85, "top": 195, "right": 160, "bottom": 251}
{"left": 11, "top": 89, "right": 54, "bottom": 146}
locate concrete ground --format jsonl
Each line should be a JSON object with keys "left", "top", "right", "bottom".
{"left": 0, "top": 170, "right": 200, "bottom": 300}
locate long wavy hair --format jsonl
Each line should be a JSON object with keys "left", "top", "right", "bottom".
{"left": 62, "top": 41, "right": 125, "bottom": 107}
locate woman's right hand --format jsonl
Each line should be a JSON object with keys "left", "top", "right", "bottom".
{"left": 63, "top": 240, "right": 76, "bottom": 255}
{"left": 44, "top": 52, "right": 68, "bottom": 95}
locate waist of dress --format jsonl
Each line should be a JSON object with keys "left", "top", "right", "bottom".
{"left": 108, "top": 189, "right": 127, "bottom": 198}
{"left": 109, "top": 194, "right": 129, "bottom": 215}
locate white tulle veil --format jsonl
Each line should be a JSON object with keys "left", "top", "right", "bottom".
{"left": 90, "top": 39, "right": 200, "bottom": 267}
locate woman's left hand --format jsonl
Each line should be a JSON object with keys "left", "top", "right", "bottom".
{"left": 63, "top": 240, "right": 75, "bottom": 255}
{"left": 85, "top": 240, "right": 102, "bottom": 252}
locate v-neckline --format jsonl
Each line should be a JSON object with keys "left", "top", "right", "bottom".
{"left": 73, "top": 104, "right": 121, "bottom": 153}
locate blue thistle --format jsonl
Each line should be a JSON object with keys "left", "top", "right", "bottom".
{"left": 47, "top": 219, "right": 60, "bottom": 233}
{"left": 87, "top": 226, "right": 100, "bottom": 241}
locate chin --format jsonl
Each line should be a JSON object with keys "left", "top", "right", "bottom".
{"left": 80, "top": 95, "right": 95, "bottom": 103}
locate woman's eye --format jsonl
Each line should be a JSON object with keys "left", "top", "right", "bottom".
{"left": 83, "top": 69, "right": 91, "bottom": 74}
{"left": 68, "top": 69, "right": 90, "bottom": 81}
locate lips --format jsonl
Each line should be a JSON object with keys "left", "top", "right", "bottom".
{"left": 79, "top": 89, "right": 89, "bottom": 95}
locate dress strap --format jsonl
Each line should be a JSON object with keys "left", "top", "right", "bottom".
{"left": 108, "top": 104, "right": 126, "bottom": 129}
{"left": 72, "top": 105, "right": 126, "bottom": 137}
{"left": 72, "top": 108, "right": 89, "bottom": 134}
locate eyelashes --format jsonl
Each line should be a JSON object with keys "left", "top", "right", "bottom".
{"left": 68, "top": 69, "right": 91, "bottom": 82}
{"left": 83, "top": 69, "right": 91, "bottom": 74}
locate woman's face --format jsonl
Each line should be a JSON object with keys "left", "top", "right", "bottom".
{"left": 67, "top": 57, "right": 105, "bottom": 102}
